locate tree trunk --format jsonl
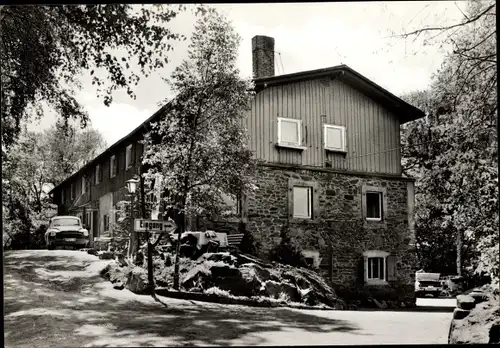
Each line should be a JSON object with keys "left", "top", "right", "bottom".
{"left": 173, "top": 209, "right": 185, "bottom": 290}
{"left": 456, "top": 229, "right": 463, "bottom": 276}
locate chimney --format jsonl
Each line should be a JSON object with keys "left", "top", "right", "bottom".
{"left": 252, "top": 35, "right": 275, "bottom": 78}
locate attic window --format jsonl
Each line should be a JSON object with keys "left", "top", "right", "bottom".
{"left": 277, "top": 117, "right": 306, "bottom": 150}
{"left": 324, "top": 124, "right": 346, "bottom": 152}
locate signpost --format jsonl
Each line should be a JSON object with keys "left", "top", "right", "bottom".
{"left": 134, "top": 219, "right": 177, "bottom": 233}
{"left": 133, "top": 218, "right": 177, "bottom": 295}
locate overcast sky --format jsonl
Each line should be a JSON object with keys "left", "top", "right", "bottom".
{"left": 27, "top": 1, "right": 467, "bottom": 146}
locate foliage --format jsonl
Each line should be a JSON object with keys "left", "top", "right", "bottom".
{"left": 1, "top": 4, "right": 189, "bottom": 150}
{"left": 268, "top": 222, "right": 309, "bottom": 268}
{"left": 2, "top": 123, "right": 106, "bottom": 249}
{"left": 142, "top": 9, "right": 257, "bottom": 288}
{"left": 400, "top": 1, "right": 498, "bottom": 281}
{"left": 237, "top": 222, "right": 261, "bottom": 256}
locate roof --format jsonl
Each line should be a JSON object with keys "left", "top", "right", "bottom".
{"left": 50, "top": 65, "right": 424, "bottom": 194}
{"left": 254, "top": 64, "right": 425, "bottom": 124}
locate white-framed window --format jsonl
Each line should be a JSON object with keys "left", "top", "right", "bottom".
{"left": 363, "top": 250, "right": 390, "bottom": 284}
{"left": 278, "top": 117, "right": 302, "bottom": 147}
{"left": 95, "top": 165, "right": 101, "bottom": 185}
{"left": 110, "top": 155, "right": 117, "bottom": 178}
{"left": 293, "top": 186, "right": 312, "bottom": 219}
{"left": 324, "top": 124, "right": 346, "bottom": 152}
{"left": 125, "top": 144, "right": 133, "bottom": 169}
{"left": 221, "top": 193, "right": 241, "bottom": 216}
{"left": 366, "top": 192, "right": 383, "bottom": 221}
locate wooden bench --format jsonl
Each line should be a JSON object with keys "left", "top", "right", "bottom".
{"left": 226, "top": 233, "right": 244, "bottom": 250}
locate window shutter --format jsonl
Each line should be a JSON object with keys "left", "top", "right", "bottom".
{"left": 387, "top": 255, "right": 396, "bottom": 281}
{"left": 357, "top": 256, "right": 367, "bottom": 284}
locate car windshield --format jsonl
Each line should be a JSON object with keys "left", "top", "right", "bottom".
{"left": 52, "top": 218, "right": 80, "bottom": 227}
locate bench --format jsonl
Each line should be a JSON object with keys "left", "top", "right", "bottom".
{"left": 226, "top": 233, "right": 244, "bottom": 250}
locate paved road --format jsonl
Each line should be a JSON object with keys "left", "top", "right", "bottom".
{"left": 4, "top": 250, "right": 455, "bottom": 347}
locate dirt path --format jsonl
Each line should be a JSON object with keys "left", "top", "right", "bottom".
{"left": 4, "top": 250, "right": 454, "bottom": 347}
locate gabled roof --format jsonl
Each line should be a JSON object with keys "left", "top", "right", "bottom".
{"left": 50, "top": 65, "right": 424, "bottom": 194}
{"left": 254, "top": 64, "right": 425, "bottom": 124}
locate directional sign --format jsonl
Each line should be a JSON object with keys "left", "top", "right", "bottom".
{"left": 134, "top": 219, "right": 177, "bottom": 233}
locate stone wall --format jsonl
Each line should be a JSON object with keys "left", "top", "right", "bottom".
{"left": 244, "top": 164, "right": 418, "bottom": 299}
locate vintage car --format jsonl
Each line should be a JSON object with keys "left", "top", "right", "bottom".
{"left": 415, "top": 270, "right": 443, "bottom": 297}
{"left": 45, "top": 215, "right": 89, "bottom": 250}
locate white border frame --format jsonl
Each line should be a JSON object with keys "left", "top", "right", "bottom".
{"left": 292, "top": 186, "right": 312, "bottom": 219}
{"left": 323, "top": 124, "right": 346, "bottom": 152}
{"left": 363, "top": 250, "right": 390, "bottom": 284}
{"left": 278, "top": 117, "right": 302, "bottom": 147}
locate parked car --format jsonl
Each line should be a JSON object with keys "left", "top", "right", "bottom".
{"left": 45, "top": 216, "right": 89, "bottom": 250}
{"left": 415, "top": 270, "right": 443, "bottom": 297}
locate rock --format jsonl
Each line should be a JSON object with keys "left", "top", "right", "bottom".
{"left": 182, "top": 262, "right": 213, "bottom": 290}
{"left": 234, "top": 253, "right": 273, "bottom": 268}
{"left": 116, "top": 253, "right": 128, "bottom": 267}
{"left": 263, "top": 280, "right": 300, "bottom": 302}
{"left": 381, "top": 300, "right": 388, "bottom": 309}
{"left": 469, "top": 291, "right": 488, "bottom": 304}
{"left": 457, "top": 295, "right": 476, "bottom": 310}
{"left": 489, "top": 323, "right": 500, "bottom": 344}
{"left": 240, "top": 263, "right": 271, "bottom": 282}
{"left": 210, "top": 264, "right": 241, "bottom": 278}
{"left": 239, "top": 264, "right": 266, "bottom": 295}
{"left": 87, "top": 248, "right": 98, "bottom": 256}
{"left": 198, "top": 252, "right": 238, "bottom": 266}
{"left": 98, "top": 251, "right": 115, "bottom": 260}
{"left": 126, "top": 267, "right": 150, "bottom": 294}
{"left": 113, "top": 281, "right": 124, "bottom": 290}
{"left": 400, "top": 301, "right": 406, "bottom": 308}
{"left": 453, "top": 308, "right": 471, "bottom": 320}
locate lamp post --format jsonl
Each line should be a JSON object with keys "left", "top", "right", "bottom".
{"left": 126, "top": 177, "right": 140, "bottom": 259}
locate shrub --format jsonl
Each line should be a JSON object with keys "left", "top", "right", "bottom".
{"left": 268, "top": 223, "right": 308, "bottom": 268}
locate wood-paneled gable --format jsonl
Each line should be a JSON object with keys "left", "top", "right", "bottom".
{"left": 246, "top": 77, "right": 402, "bottom": 174}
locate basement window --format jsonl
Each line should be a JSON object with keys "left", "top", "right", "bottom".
{"left": 363, "top": 250, "right": 390, "bottom": 284}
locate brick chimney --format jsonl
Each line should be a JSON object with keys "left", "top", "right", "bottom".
{"left": 252, "top": 35, "right": 275, "bottom": 78}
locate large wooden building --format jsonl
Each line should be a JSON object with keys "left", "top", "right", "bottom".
{"left": 50, "top": 35, "right": 425, "bottom": 299}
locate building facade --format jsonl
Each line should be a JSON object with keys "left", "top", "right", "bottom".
{"left": 50, "top": 35, "right": 424, "bottom": 299}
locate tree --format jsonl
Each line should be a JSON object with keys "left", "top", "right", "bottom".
{"left": 142, "top": 9, "right": 256, "bottom": 289}
{"left": 399, "top": 1, "right": 498, "bottom": 284}
{"left": 0, "top": 4, "right": 190, "bottom": 150}
{"left": 2, "top": 124, "right": 107, "bottom": 249}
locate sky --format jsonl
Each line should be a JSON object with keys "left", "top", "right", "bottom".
{"left": 27, "top": 1, "right": 468, "bottom": 147}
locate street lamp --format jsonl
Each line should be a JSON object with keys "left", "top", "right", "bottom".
{"left": 126, "top": 177, "right": 140, "bottom": 259}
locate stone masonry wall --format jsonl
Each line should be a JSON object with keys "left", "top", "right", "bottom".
{"left": 243, "top": 164, "right": 418, "bottom": 299}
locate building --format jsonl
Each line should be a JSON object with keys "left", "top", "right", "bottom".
{"left": 50, "top": 35, "right": 425, "bottom": 299}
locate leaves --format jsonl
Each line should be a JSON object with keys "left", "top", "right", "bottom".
{"left": 1, "top": 4, "right": 186, "bottom": 150}
{"left": 400, "top": 1, "right": 498, "bottom": 280}
{"left": 142, "top": 9, "right": 256, "bottom": 221}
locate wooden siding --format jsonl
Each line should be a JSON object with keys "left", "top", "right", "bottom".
{"left": 247, "top": 78, "right": 402, "bottom": 174}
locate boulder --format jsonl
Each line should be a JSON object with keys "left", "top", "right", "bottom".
{"left": 182, "top": 262, "right": 213, "bottom": 290}
{"left": 113, "top": 281, "right": 124, "bottom": 290}
{"left": 240, "top": 263, "right": 271, "bottom": 282}
{"left": 263, "top": 280, "right": 300, "bottom": 302}
{"left": 469, "top": 291, "right": 488, "bottom": 305}
{"left": 453, "top": 308, "right": 471, "bottom": 320}
{"left": 457, "top": 295, "right": 476, "bottom": 310}
{"left": 198, "top": 253, "right": 238, "bottom": 266}
{"left": 126, "top": 267, "right": 150, "bottom": 294}
{"left": 98, "top": 251, "right": 115, "bottom": 260}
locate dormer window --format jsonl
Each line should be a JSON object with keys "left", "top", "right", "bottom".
{"left": 324, "top": 124, "right": 346, "bottom": 152}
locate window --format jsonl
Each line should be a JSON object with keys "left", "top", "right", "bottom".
{"left": 103, "top": 214, "right": 109, "bottom": 232}
{"left": 366, "top": 192, "right": 383, "bottom": 221}
{"left": 81, "top": 176, "right": 86, "bottom": 194}
{"left": 221, "top": 193, "right": 241, "bottom": 215}
{"left": 70, "top": 183, "right": 75, "bottom": 200}
{"left": 293, "top": 186, "right": 312, "bottom": 219}
{"left": 324, "top": 124, "right": 346, "bottom": 152}
{"left": 110, "top": 155, "right": 117, "bottom": 178}
{"left": 125, "top": 144, "right": 133, "bottom": 169}
{"left": 61, "top": 189, "right": 66, "bottom": 204}
{"left": 95, "top": 165, "right": 101, "bottom": 185}
{"left": 278, "top": 117, "right": 302, "bottom": 147}
{"left": 363, "top": 250, "right": 390, "bottom": 284}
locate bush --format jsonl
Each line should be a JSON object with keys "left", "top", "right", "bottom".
{"left": 238, "top": 221, "right": 261, "bottom": 256}
{"left": 268, "top": 223, "right": 308, "bottom": 268}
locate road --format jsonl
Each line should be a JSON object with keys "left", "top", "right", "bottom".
{"left": 4, "top": 250, "right": 455, "bottom": 347}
